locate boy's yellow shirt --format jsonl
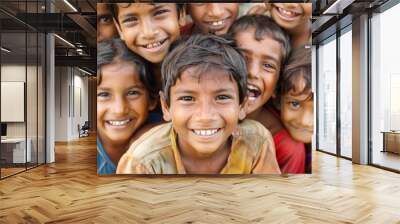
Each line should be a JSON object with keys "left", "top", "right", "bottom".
{"left": 117, "top": 119, "right": 281, "bottom": 174}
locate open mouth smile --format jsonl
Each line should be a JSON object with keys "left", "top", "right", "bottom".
{"left": 276, "top": 7, "right": 301, "bottom": 20}
{"left": 247, "top": 84, "right": 261, "bottom": 102}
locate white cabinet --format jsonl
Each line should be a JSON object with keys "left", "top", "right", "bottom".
{"left": 1, "top": 138, "right": 32, "bottom": 163}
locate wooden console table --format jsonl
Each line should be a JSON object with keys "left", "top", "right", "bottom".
{"left": 381, "top": 131, "right": 400, "bottom": 154}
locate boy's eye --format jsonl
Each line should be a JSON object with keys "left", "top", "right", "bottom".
{"left": 216, "top": 95, "right": 232, "bottom": 101}
{"left": 263, "top": 63, "right": 275, "bottom": 71}
{"left": 121, "top": 17, "right": 138, "bottom": 26}
{"left": 97, "top": 91, "right": 110, "bottom": 98}
{"left": 289, "top": 101, "right": 301, "bottom": 109}
{"left": 178, "top": 96, "right": 194, "bottom": 101}
{"left": 127, "top": 90, "right": 141, "bottom": 96}
{"left": 98, "top": 15, "right": 112, "bottom": 24}
{"left": 154, "top": 9, "right": 170, "bottom": 17}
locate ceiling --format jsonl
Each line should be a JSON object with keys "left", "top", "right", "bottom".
{"left": 1, "top": 0, "right": 395, "bottom": 74}
{"left": 0, "top": 0, "right": 96, "bottom": 75}
{"left": 311, "top": 0, "right": 391, "bottom": 44}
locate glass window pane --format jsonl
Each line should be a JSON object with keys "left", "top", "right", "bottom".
{"left": 340, "top": 28, "right": 352, "bottom": 158}
{"left": 1, "top": 31, "right": 27, "bottom": 177}
{"left": 27, "top": 31, "right": 38, "bottom": 169}
{"left": 38, "top": 32, "right": 45, "bottom": 165}
{"left": 371, "top": 3, "right": 400, "bottom": 171}
{"left": 318, "top": 36, "right": 337, "bottom": 154}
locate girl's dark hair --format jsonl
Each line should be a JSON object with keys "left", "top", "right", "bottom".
{"left": 279, "top": 46, "right": 311, "bottom": 96}
{"left": 161, "top": 34, "right": 248, "bottom": 105}
{"left": 97, "top": 38, "right": 157, "bottom": 100}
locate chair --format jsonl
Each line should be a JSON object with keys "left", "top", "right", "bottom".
{"left": 79, "top": 121, "right": 90, "bottom": 138}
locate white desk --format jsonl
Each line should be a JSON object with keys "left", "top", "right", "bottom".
{"left": 1, "top": 138, "right": 31, "bottom": 163}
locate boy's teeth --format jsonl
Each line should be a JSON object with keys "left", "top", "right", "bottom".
{"left": 247, "top": 84, "right": 259, "bottom": 92}
{"left": 193, "top": 129, "right": 219, "bottom": 136}
{"left": 249, "top": 96, "right": 257, "bottom": 101}
{"left": 146, "top": 41, "right": 162, "bottom": 49}
{"left": 211, "top": 20, "right": 224, "bottom": 26}
{"left": 108, "top": 119, "right": 130, "bottom": 126}
{"left": 248, "top": 86, "right": 257, "bottom": 91}
{"left": 279, "top": 8, "right": 296, "bottom": 17}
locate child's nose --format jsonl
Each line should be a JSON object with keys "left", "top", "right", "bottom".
{"left": 207, "top": 3, "right": 224, "bottom": 18}
{"left": 248, "top": 62, "right": 260, "bottom": 79}
{"left": 141, "top": 19, "right": 159, "bottom": 40}
{"left": 195, "top": 99, "right": 217, "bottom": 121}
{"left": 111, "top": 97, "right": 128, "bottom": 115}
{"left": 299, "top": 108, "right": 313, "bottom": 130}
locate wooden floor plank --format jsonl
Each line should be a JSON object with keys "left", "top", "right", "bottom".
{"left": 0, "top": 135, "right": 399, "bottom": 223}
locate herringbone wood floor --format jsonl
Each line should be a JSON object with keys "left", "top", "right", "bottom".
{"left": 0, "top": 135, "right": 399, "bottom": 223}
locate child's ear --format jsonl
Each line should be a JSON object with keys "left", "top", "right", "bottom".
{"left": 159, "top": 91, "right": 172, "bottom": 122}
{"left": 272, "top": 91, "right": 276, "bottom": 99}
{"left": 113, "top": 18, "right": 124, "bottom": 41}
{"left": 178, "top": 5, "right": 187, "bottom": 27}
{"left": 148, "top": 97, "right": 158, "bottom": 111}
{"left": 239, "top": 97, "right": 248, "bottom": 121}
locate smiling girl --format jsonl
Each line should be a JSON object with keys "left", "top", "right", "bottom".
{"left": 97, "top": 38, "right": 157, "bottom": 174}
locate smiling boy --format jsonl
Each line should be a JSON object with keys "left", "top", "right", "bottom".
{"left": 183, "top": 3, "right": 239, "bottom": 36}
{"left": 268, "top": 3, "right": 312, "bottom": 49}
{"left": 247, "top": 3, "right": 312, "bottom": 49}
{"left": 112, "top": 3, "right": 181, "bottom": 64}
{"left": 117, "top": 34, "right": 280, "bottom": 174}
{"left": 229, "top": 15, "right": 307, "bottom": 173}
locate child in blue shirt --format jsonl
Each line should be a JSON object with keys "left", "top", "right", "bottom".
{"left": 97, "top": 38, "right": 158, "bottom": 174}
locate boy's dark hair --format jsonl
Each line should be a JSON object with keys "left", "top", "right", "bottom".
{"left": 109, "top": 2, "right": 184, "bottom": 24}
{"left": 280, "top": 47, "right": 311, "bottom": 96}
{"left": 161, "top": 34, "right": 248, "bottom": 105}
{"left": 97, "top": 38, "right": 157, "bottom": 100}
{"left": 227, "top": 14, "right": 291, "bottom": 67}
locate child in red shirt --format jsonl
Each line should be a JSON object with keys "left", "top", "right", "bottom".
{"left": 278, "top": 47, "right": 313, "bottom": 173}
{"left": 229, "top": 15, "right": 306, "bottom": 173}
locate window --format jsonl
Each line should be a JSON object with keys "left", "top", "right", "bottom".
{"left": 339, "top": 27, "right": 352, "bottom": 158}
{"left": 317, "top": 35, "right": 337, "bottom": 154}
{"left": 370, "top": 2, "right": 400, "bottom": 171}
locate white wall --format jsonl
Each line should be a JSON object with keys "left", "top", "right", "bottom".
{"left": 55, "top": 66, "right": 68, "bottom": 141}
{"left": 54, "top": 67, "right": 89, "bottom": 141}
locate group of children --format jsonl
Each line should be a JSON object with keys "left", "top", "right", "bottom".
{"left": 96, "top": 2, "right": 313, "bottom": 175}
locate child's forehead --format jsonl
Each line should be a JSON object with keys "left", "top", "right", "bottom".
{"left": 100, "top": 64, "right": 144, "bottom": 87}
{"left": 285, "top": 86, "right": 312, "bottom": 99}
{"left": 237, "top": 27, "right": 281, "bottom": 47}
{"left": 236, "top": 29, "right": 283, "bottom": 60}
{"left": 176, "top": 66, "right": 236, "bottom": 86}
{"left": 184, "top": 65, "right": 230, "bottom": 77}
{"left": 117, "top": 3, "right": 175, "bottom": 12}
{"left": 102, "top": 60, "right": 138, "bottom": 75}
